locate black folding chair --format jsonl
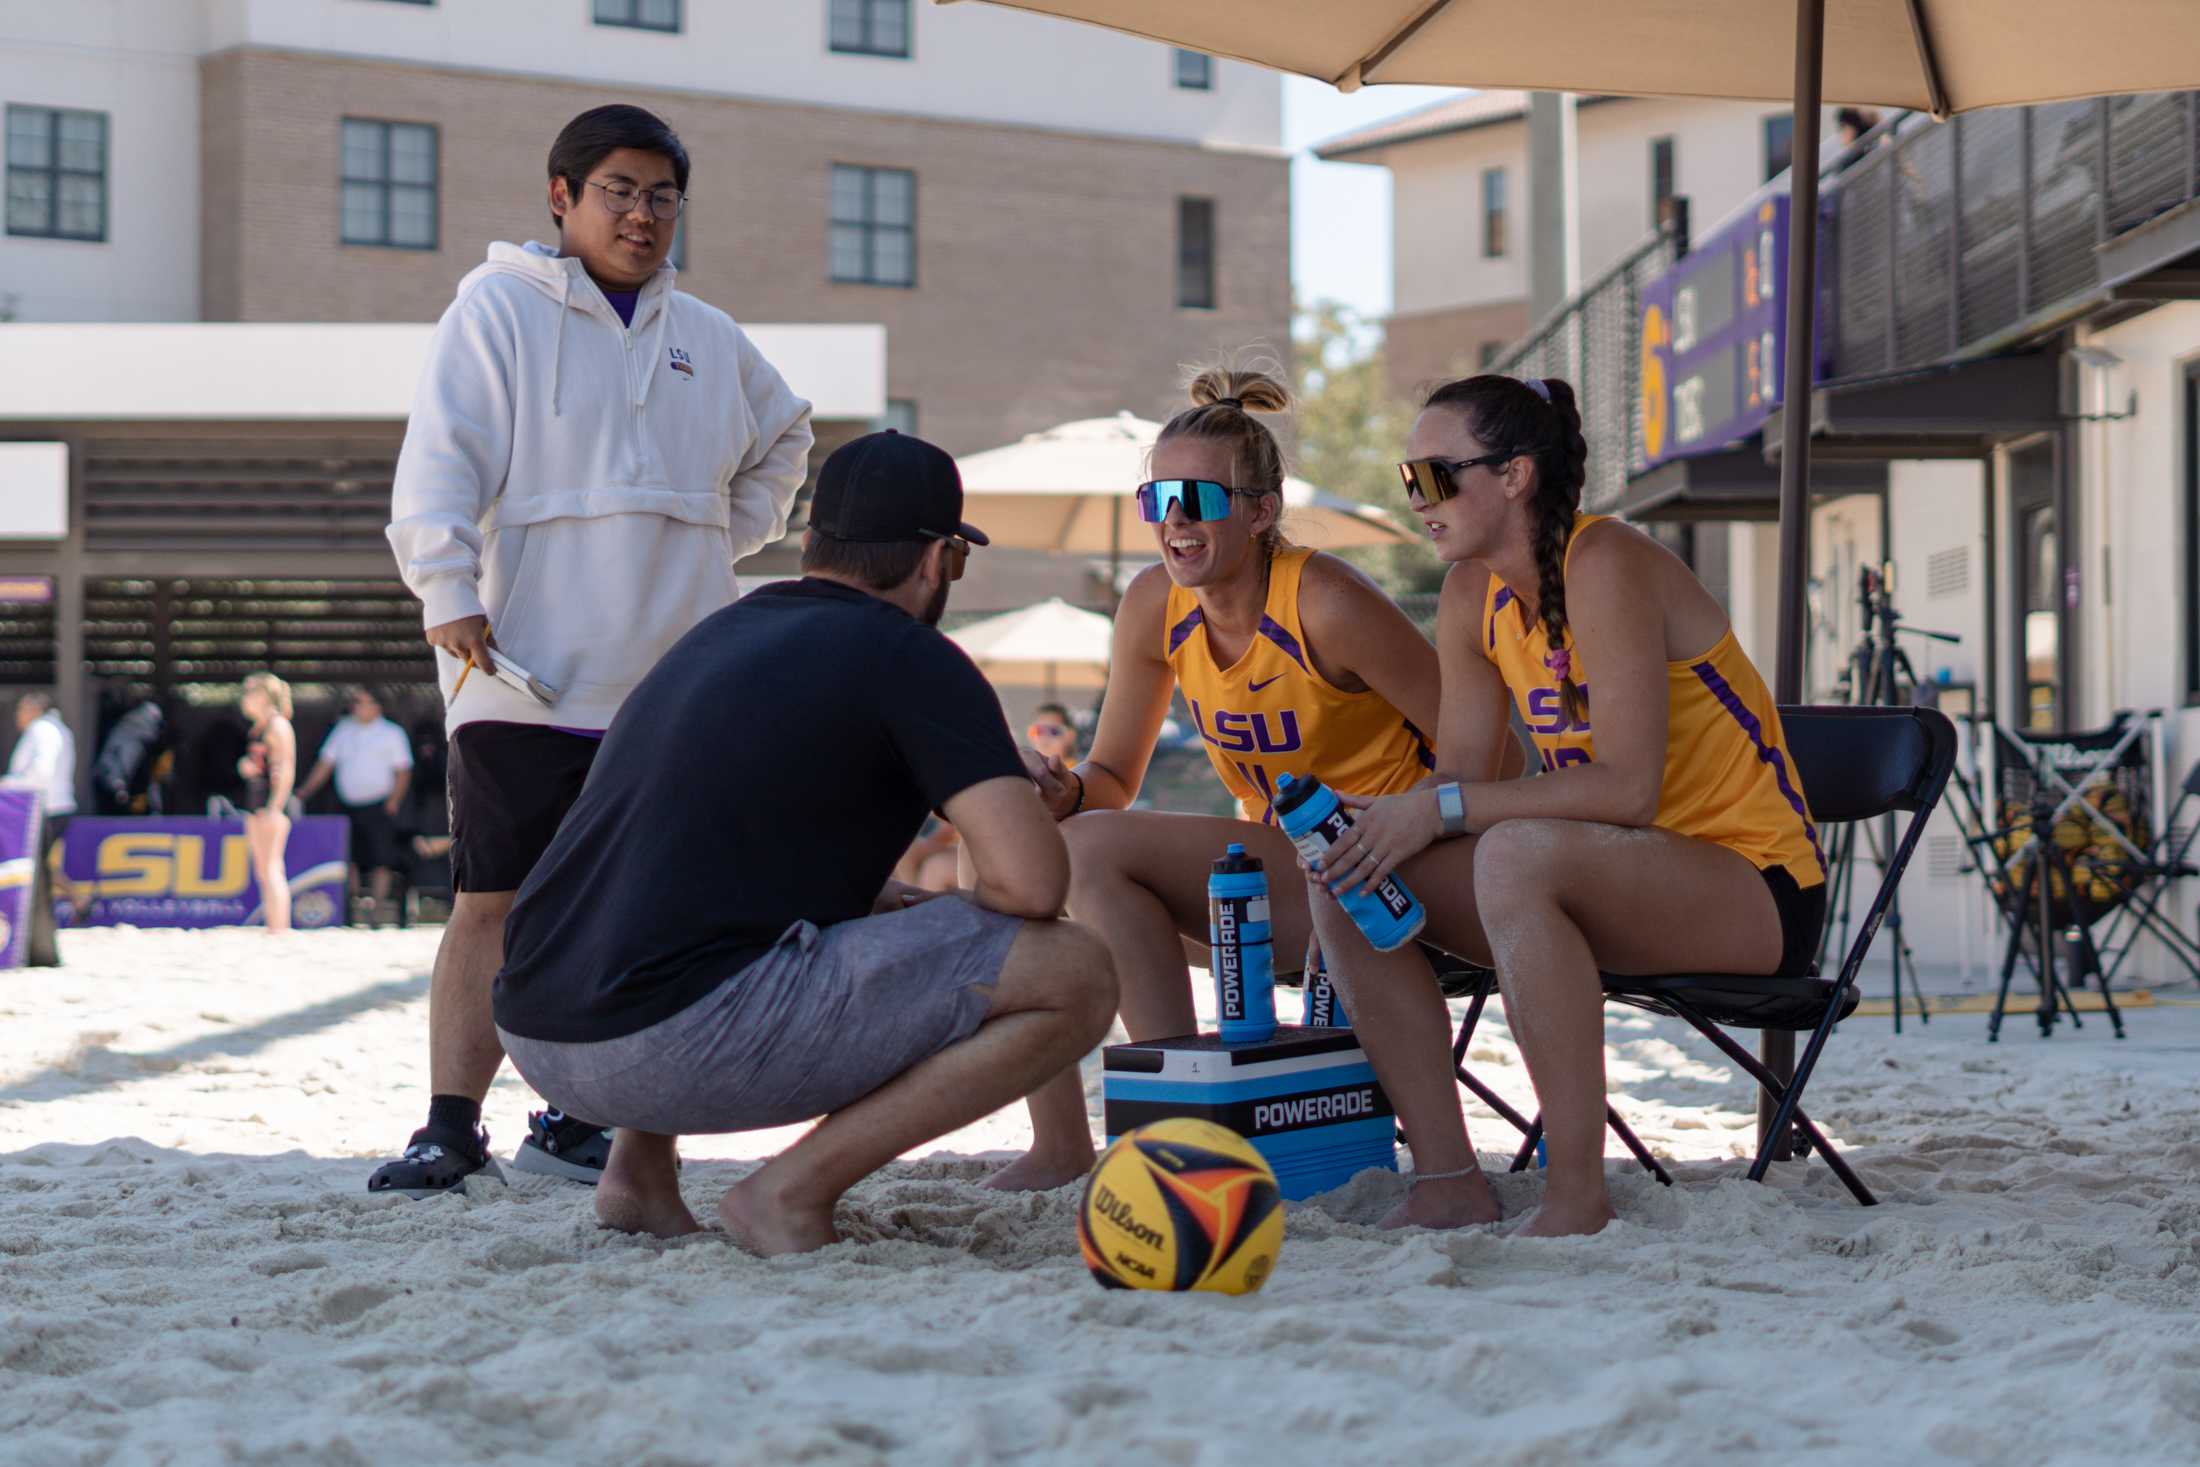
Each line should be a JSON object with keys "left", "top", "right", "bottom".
{"left": 1447, "top": 704, "right": 1958, "bottom": 1208}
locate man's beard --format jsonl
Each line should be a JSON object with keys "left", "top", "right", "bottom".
{"left": 920, "top": 571, "right": 951, "bottom": 627}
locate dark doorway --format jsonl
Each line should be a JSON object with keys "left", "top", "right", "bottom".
{"left": 2008, "top": 437, "right": 2073, "bottom": 730}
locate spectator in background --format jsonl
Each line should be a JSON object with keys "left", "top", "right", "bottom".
{"left": 236, "top": 673, "right": 299, "bottom": 935}
{"left": 92, "top": 697, "right": 166, "bottom": 815}
{"left": 297, "top": 687, "right": 414, "bottom": 927}
{"left": 8, "top": 692, "right": 76, "bottom": 851}
{"left": 1026, "top": 701, "right": 1080, "bottom": 764}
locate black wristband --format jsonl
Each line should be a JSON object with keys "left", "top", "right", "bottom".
{"left": 1068, "top": 769, "right": 1086, "bottom": 818}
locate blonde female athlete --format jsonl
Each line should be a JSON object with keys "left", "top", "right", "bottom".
{"left": 1308, "top": 374, "right": 1827, "bottom": 1237}
{"left": 985, "top": 365, "right": 1467, "bottom": 1194}
{"left": 237, "top": 671, "right": 299, "bottom": 935}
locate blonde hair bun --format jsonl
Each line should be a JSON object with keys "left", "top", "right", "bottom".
{"left": 1186, "top": 359, "right": 1292, "bottom": 415}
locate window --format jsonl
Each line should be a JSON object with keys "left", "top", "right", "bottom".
{"left": 594, "top": 0, "right": 680, "bottom": 33}
{"left": 6, "top": 105, "right": 108, "bottom": 242}
{"left": 829, "top": 0, "right": 909, "bottom": 57}
{"left": 340, "top": 119, "right": 438, "bottom": 250}
{"left": 1177, "top": 197, "right": 1215, "bottom": 309}
{"left": 1174, "top": 50, "right": 1212, "bottom": 89}
{"left": 1477, "top": 341, "right": 1503, "bottom": 370}
{"left": 1650, "top": 135, "right": 1677, "bottom": 228}
{"left": 1762, "top": 112, "right": 1795, "bottom": 181}
{"left": 880, "top": 399, "right": 917, "bottom": 435}
{"left": 830, "top": 165, "right": 915, "bottom": 287}
{"left": 1480, "top": 168, "right": 1506, "bottom": 258}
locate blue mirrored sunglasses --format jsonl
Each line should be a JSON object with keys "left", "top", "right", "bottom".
{"left": 1136, "top": 479, "right": 1244, "bottom": 523}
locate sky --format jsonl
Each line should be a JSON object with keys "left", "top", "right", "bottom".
{"left": 1282, "top": 76, "right": 1464, "bottom": 323}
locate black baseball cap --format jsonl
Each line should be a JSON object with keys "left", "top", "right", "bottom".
{"left": 808, "top": 430, "right": 990, "bottom": 547}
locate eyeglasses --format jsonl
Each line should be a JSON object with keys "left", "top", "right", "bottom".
{"left": 583, "top": 178, "right": 688, "bottom": 222}
{"left": 921, "top": 530, "right": 971, "bottom": 581}
{"left": 1397, "top": 451, "right": 1518, "bottom": 505}
{"left": 1136, "top": 479, "right": 1258, "bottom": 524}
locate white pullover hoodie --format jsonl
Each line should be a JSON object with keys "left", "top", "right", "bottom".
{"left": 387, "top": 240, "right": 814, "bottom": 734}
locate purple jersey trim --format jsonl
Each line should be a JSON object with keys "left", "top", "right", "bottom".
{"left": 1488, "top": 586, "right": 1515, "bottom": 649}
{"left": 1167, "top": 607, "right": 1205, "bottom": 656}
{"left": 549, "top": 725, "right": 608, "bottom": 741}
{"left": 1690, "top": 662, "right": 1827, "bottom": 877}
{"left": 1257, "top": 615, "right": 1309, "bottom": 672}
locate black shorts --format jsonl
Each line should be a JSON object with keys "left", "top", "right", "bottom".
{"left": 1760, "top": 865, "right": 1829, "bottom": 977}
{"left": 341, "top": 799, "right": 405, "bottom": 874}
{"left": 448, "top": 722, "right": 601, "bottom": 894}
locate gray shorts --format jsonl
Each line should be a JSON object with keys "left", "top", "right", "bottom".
{"left": 498, "top": 895, "right": 1023, "bottom": 1135}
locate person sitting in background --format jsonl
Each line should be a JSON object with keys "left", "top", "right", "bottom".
{"left": 296, "top": 688, "right": 414, "bottom": 927}
{"left": 492, "top": 430, "right": 1115, "bottom": 1254}
{"left": 1026, "top": 702, "right": 1080, "bottom": 764}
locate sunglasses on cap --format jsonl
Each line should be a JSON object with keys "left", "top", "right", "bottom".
{"left": 1396, "top": 450, "right": 1520, "bottom": 505}
{"left": 919, "top": 528, "right": 971, "bottom": 581}
{"left": 1135, "top": 479, "right": 1259, "bottom": 524}
{"left": 1028, "top": 720, "right": 1070, "bottom": 742}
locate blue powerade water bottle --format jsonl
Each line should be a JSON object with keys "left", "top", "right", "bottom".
{"left": 1300, "top": 933, "right": 1352, "bottom": 1029}
{"left": 1273, "top": 772, "right": 1428, "bottom": 953}
{"left": 1208, "top": 843, "right": 1278, "bottom": 1044}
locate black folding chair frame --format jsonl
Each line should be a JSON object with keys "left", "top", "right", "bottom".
{"left": 1445, "top": 705, "right": 1958, "bottom": 1209}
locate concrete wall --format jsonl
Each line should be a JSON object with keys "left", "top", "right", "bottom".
{"left": 0, "top": 0, "right": 204, "bottom": 321}
{"left": 202, "top": 0, "right": 1281, "bottom": 151}
{"left": 198, "top": 48, "right": 1291, "bottom": 456}
{"left": 1383, "top": 298, "right": 1531, "bottom": 398}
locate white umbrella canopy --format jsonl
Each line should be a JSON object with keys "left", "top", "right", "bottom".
{"left": 949, "top": 596, "right": 1114, "bottom": 694}
{"left": 956, "top": 411, "right": 1409, "bottom": 560}
{"left": 937, "top": 1, "right": 2197, "bottom": 117}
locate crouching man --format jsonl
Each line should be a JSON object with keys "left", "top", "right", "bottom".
{"left": 491, "top": 431, "right": 1117, "bottom": 1254}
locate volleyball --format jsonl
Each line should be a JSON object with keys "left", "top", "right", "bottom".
{"left": 1077, "top": 1119, "right": 1284, "bottom": 1295}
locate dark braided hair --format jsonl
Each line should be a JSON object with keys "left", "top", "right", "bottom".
{"left": 1421, "top": 374, "right": 1591, "bottom": 724}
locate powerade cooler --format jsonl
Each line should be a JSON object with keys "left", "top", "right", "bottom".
{"left": 1103, "top": 839, "right": 1396, "bottom": 1202}
{"left": 1102, "top": 1028, "right": 1398, "bottom": 1201}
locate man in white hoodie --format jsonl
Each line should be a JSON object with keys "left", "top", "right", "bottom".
{"left": 375, "top": 105, "right": 814, "bottom": 1197}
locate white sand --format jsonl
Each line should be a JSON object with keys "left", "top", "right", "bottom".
{"left": 4, "top": 927, "right": 2199, "bottom": 1467}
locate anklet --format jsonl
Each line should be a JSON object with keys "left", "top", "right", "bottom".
{"left": 1407, "top": 1164, "right": 1483, "bottom": 1185}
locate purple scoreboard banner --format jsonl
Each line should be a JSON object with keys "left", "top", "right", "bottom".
{"left": 51, "top": 816, "right": 351, "bottom": 930}
{"left": 0, "top": 788, "right": 37, "bottom": 968}
{"left": 1640, "top": 194, "right": 1792, "bottom": 466}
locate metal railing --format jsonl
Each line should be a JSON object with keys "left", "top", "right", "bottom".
{"left": 1492, "top": 93, "right": 2200, "bottom": 505}
{"left": 1827, "top": 92, "right": 2200, "bottom": 380}
{"left": 1491, "top": 224, "right": 1685, "bottom": 513}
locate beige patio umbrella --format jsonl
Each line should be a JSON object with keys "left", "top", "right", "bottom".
{"left": 940, "top": 0, "right": 2200, "bottom": 1146}
{"left": 957, "top": 411, "right": 1409, "bottom": 591}
{"left": 949, "top": 596, "right": 1114, "bottom": 697}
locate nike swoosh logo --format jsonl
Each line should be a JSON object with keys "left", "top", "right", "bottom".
{"left": 1248, "top": 674, "right": 1288, "bottom": 693}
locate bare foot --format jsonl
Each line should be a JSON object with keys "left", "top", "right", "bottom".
{"left": 1379, "top": 1169, "right": 1503, "bottom": 1230}
{"left": 595, "top": 1175, "right": 701, "bottom": 1239}
{"left": 718, "top": 1173, "right": 841, "bottom": 1257}
{"left": 1514, "top": 1196, "right": 1616, "bottom": 1238}
{"left": 982, "top": 1147, "right": 1095, "bottom": 1193}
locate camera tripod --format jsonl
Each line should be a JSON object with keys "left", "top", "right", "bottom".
{"left": 1818, "top": 565, "right": 1959, "bottom": 1031}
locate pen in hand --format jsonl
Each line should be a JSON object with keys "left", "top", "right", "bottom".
{"left": 453, "top": 652, "right": 476, "bottom": 697}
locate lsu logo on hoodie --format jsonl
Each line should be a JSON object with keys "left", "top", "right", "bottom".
{"left": 668, "top": 347, "right": 695, "bottom": 379}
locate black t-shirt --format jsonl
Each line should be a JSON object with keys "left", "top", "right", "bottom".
{"left": 493, "top": 577, "right": 1025, "bottom": 1043}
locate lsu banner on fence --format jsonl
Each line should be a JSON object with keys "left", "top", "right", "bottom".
{"left": 52, "top": 816, "right": 350, "bottom": 930}
{"left": 0, "top": 787, "right": 37, "bottom": 968}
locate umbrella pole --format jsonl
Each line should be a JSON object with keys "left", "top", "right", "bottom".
{"left": 1108, "top": 503, "right": 1123, "bottom": 612}
{"left": 1763, "top": 0, "right": 1827, "bottom": 1160}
